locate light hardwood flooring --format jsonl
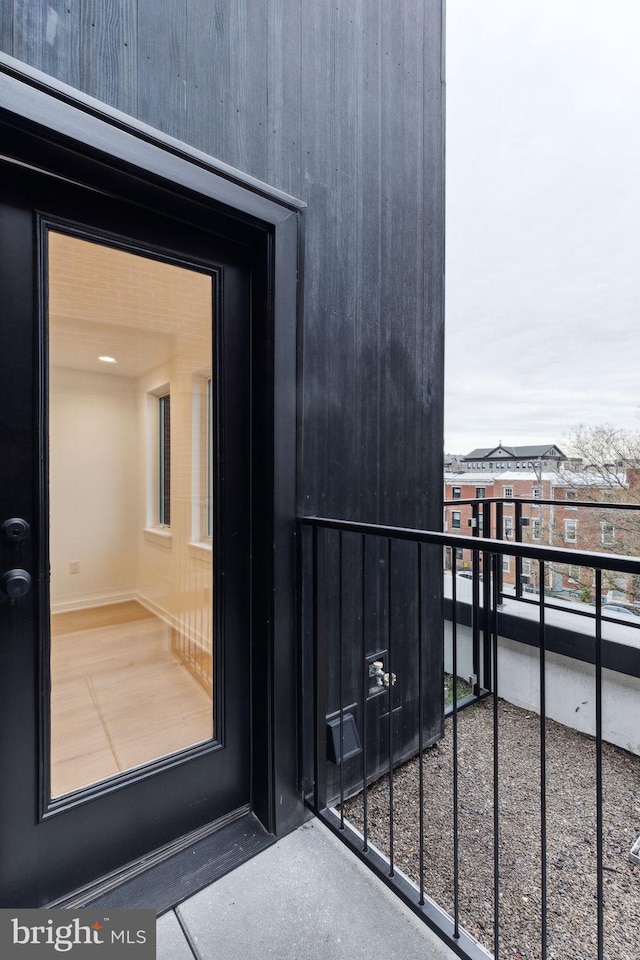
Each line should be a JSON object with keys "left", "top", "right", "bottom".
{"left": 50, "top": 602, "right": 213, "bottom": 798}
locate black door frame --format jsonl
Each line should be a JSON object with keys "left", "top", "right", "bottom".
{"left": 0, "top": 53, "right": 304, "bottom": 861}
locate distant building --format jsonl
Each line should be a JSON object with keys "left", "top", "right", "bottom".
{"left": 444, "top": 453, "right": 466, "bottom": 473}
{"left": 462, "top": 443, "right": 567, "bottom": 472}
{"left": 444, "top": 451, "right": 634, "bottom": 599}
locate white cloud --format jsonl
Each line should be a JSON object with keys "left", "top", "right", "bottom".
{"left": 445, "top": 0, "right": 640, "bottom": 453}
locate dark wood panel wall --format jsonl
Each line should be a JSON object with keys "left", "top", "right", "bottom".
{"left": 0, "top": 0, "right": 445, "bottom": 530}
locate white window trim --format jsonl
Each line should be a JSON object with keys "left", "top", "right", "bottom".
{"left": 564, "top": 519, "right": 577, "bottom": 543}
{"left": 191, "top": 371, "right": 214, "bottom": 547}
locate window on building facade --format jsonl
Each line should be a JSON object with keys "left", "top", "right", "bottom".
{"left": 503, "top": 486, "right": 514, "bottom": 499}
{"left": 503, "top": 516, "right": 514, "bottom": 539}
{"left": 601, "top": 522, "right": 615, "bottom": 546}
{"left": 476, "top": 487, "right": 485, "bottom": 498}
{"left": 564, "top": 519, "right": 577, "bottom": 543}
{"left": 532, "top": 519, "right": 541, "bottom": 540}
{"left": 452, "top": 511, "right": 461, "bottom": 529}
{"left": 452, "top": 486, "right": 461, "bottom": 499}
{"left": 522, "top": 559, "right": 532, "bottom": 577}
{"left": 532, "top": 486, "right": 542, "bottom": 499}
{"left": 502, "top": 555, "right": 510, "bottom": 572}
{"left": 566, "top": 489, "right": 578, "bottom": 501}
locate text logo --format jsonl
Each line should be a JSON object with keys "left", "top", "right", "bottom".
{"left": 0, "top": 909, "right": 155, "bottom": 958}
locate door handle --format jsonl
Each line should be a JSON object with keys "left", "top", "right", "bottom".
{"left": 0, "top": 569, "right": 32, "bottom": 600}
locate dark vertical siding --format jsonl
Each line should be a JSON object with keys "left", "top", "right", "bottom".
{"left": 185, "top": 1, "right": 229, "bottom": 159}
{"left": 79, "top": 1, "right": 137, "bottom": 115}
{"left": 0, "top": 1, "right": 11, "bottom": 54}
{"left": 0, "top": 0, "right": 445, "bottom": 529}
{"left": 137, "top": 0, "right": 188, "bottom": 140}
{"left": 0, "top": 0, "right": 445, "bottom": 780}
{"left": 267, "top": 0, "right": 301, "bottom": 197}
{"left": 13, "top": 0, "right": 80, "bottom": 89}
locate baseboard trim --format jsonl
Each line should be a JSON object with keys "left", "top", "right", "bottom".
{"left": 51, "top": 592, "right": 137, "bottom": 614}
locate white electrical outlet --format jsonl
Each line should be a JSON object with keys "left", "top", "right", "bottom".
{"left": 69, "top": 561, "right": 80, "bottom": 574}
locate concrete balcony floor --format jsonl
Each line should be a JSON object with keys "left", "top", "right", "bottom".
{"left": 157, "top": 818, "right": 457, "bottom": 960}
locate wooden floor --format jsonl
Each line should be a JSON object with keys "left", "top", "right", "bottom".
{"left": 50, "top": 602, "right": 213, "bottom": 798}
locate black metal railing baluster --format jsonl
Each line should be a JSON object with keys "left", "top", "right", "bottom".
{"left": 491, "top": 551, "right": 500, "bottom": 960}
{"left": 387, "top": 536, "right": 394, "bottom": 877}
{"left": 338, "top": 531, "right": 345, "bottom": 830}
{"left": 361, "top": 533, "right": 369, "bottom": 853}
{"left": 313, "top": 524, "right": 328, "bottom": 812}
{"left": 539, "top": 559, "right": 548, "bottom": 960}
{"left": 418, "top": 543, "right": 425, "bottom": 905}
{"left": 496, "top": 501, "right": 504, "bottom": 598}
{"left": 595, "top": 568, "right": 604, "bottom": 960}
{"left": 515, "top": 501, "right": 523, "bottom": 597}
{"left": 482, "top": 548, "right": 492, "bottom": 691}
{"left": 452, "top": 550, "right": 460, "bottom": 939}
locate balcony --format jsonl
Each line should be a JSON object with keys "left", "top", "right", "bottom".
{"left": 155, "top": 817, "right": 457, "bottom": 960}
{"left": 299, "top": 511, "right": 640, "bottom": 960}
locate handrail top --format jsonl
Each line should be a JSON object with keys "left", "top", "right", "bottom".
{"left": 298, "top": 515, "right": 640, "bottom": 575}
{"left": 443, "top": 495, "right": 640, "bottom": 511}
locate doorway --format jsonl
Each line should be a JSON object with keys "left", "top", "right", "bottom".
{"left": 0, "top": 160, "right": 253, "bottom": 905}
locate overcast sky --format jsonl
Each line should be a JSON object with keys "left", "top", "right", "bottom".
{"left": 444, "top": 0, "right": 640, "bottom": 455}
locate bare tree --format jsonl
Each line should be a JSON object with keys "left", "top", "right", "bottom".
{"left": 561, "top": 423, "right": 640, "bottom": 600}
{"left": 566, "top": 423, "right": 640, "bottom": 497}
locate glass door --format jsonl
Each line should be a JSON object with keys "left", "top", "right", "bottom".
{"left": 0, "top": 159, "right": 251, "bottom": 906}
{"left": 47, "top": 230, "right": 217, "bottom": 798}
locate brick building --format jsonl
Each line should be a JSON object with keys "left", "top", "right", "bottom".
{"left": 444, "top": 445, "right": 636, "bottom": 600}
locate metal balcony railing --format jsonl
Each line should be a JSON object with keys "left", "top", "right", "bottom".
{"left": 299, "top": 516, "right": 640, "bottom": 960}
{"left": 443, "top": 496, "right": 640, "bottom": 627}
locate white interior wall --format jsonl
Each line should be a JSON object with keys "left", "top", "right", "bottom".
{"left": 49, "top": 366, "right": 138, "bottom": 611}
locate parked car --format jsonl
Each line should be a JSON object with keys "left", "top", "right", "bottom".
{"left": 602, "top": 603, "right": 640, "bottom": 618}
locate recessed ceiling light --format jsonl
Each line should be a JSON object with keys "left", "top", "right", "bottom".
{"left": 98, "top": 356, "right": 118, "bottom": 364}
